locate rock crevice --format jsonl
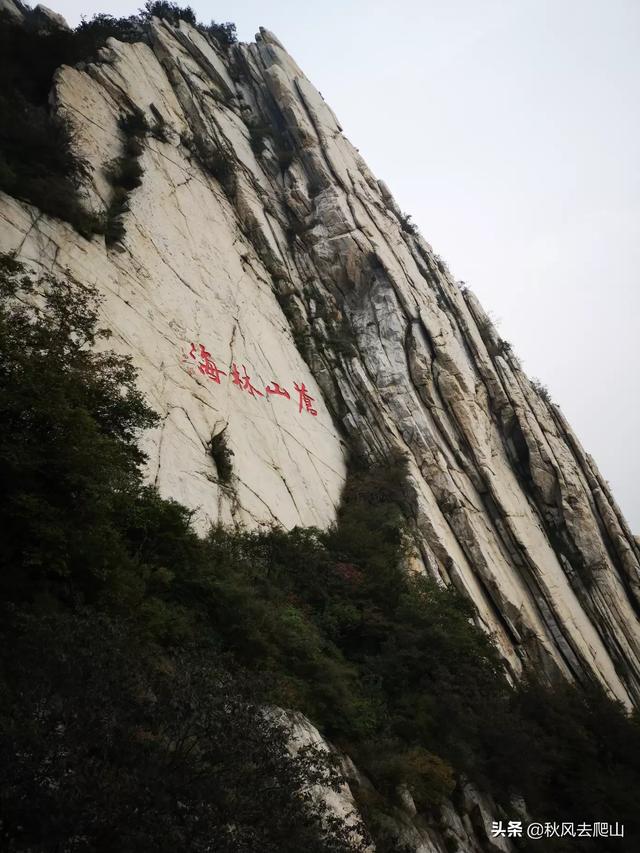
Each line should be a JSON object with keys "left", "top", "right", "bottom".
{"left": 1, "top": 3, "right": 639, "bottom": 784}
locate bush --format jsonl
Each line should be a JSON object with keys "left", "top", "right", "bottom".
{"left": 531, "top": 377, "right": 552, "bottom": 403}
{"left": 399, "top": 213, "right": 418, "bottom": 235}
{"left": 103, "top": 193, "right": 127, "bottom": 244}
{"left": 0, "top": 92, "right": 99, "bottom": 236}
{"left": 0, "top": 6, "right": 240, "bottom": 235}
{"left": 209, "top": 429, "right": 234, "bottom": 483}
{"left": 0, "top": 611, "right": 366, "bottom": 853}
{"left": 73, "top": 13, "right": 144, "bottom": 56}
{"left": 119, "top": 107, "right": 150, "bottom": 138}
{"left": 103, "top": 107, "right": 147, "bottom": 245}
{"left": 362, "top": 744, "right": 456, "bottom": 808}
{"left": 1, "top": 15, "right": 73, "bottom": 105}
{"left": 2, "top": 259, "right": 640, "bottom": 852}
{"left": 0, "top": 256, "right": 161, "bottom": 605}
{"left": 204, "top": 20, "right": 238, "bottom": 46}
{"left": 142, "top": 1, "right": 197, "bottom": 26}
{"left": 248, "top": 121, "right": 271, "bottom": 157}
{"left": 0, "top": 262, "right": 370, "bottom": 851}
{"left": 0, "top": 13, "right": 145, "bottom": 237}
{"left": 105, "top": 155, "right": 144, "bottom": 191}
{"left": 197, "top": 144, "right": 237, "bottom": 196}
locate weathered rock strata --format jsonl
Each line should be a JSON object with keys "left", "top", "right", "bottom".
{"left": 1, "top": 12, "right": 639, "bottom": 849}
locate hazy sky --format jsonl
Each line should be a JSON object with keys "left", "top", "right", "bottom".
{"left": 54, "top": 0, "right": 640, "bottom": 529}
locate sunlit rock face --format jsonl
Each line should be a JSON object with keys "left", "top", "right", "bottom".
{"left": 1, "top": 13, "right": 639, "bottom": 721}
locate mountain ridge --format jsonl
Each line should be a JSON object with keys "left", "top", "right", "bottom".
{"left": 1, "top": 5, "right": 640, "bottom": 848}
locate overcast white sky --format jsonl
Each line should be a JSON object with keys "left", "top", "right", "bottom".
{"left": 54, "top": 0, "right": 640, "bottom": 529}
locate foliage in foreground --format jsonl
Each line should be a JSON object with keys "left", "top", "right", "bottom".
{"left": 0, "top": 3, "right": 235, "bottom": 235}
{"left": 0, "top": 613, "right": 361, "bottom": 853}
{"left": 1, "top": 255, "right": 640, "bottom": 852}
{"left": 0, "top": 255, "right": 366, "bottom": 851}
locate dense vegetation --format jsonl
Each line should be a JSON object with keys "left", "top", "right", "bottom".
{"left": 1, "top": 254, "right": 640, "bottom": 852}
{"left": 0, "top": 255, "right": 365, "bottom": 852}
{"left": 103, "top": 108, "right": 149, "bottom": 245}
{"left": 0, "top": 2, "right": 236, "bottom": 236}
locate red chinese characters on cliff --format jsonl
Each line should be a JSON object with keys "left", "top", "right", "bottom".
{"left": 181, "top": 342, "right": 319, "bottom": 417}
{"left": 293, "top": 382, "right": 317, "bottom": 417}
{"left": 189, "top": 343, "right": 227, "bottom": 384}
{"left": 231, "top": 363, "right": 264, "bottom": 398}
{"left": 265, "top": 382, "right": 290, "bottom": 400}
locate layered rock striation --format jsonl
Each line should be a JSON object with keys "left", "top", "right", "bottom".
{"left": 1, "top": 9, "right": 639, "bottom": 720}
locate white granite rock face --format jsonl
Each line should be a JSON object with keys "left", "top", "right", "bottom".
{"left": 0, "top": 28, "right": 346, "bottom": 534}
{"left": 2, "top": 15, "right": 640, "bottom": 838}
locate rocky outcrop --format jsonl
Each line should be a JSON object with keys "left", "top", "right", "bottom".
{"left": 1, "top": 14, "right": 640, "bottom": 846}
{"left": 32, "top": 4, "right": 69, "bottom": 29}
{"left": 0, "top": 0, "right": 25, "bottom": 22}
{"left": 0, "top": 0, "right": 68, "bottom": 27}
{"left": 290, "top": 711, "right": 516, "bottom": 853}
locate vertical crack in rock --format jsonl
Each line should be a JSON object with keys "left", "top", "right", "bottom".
{"left": 1, "top": 13, "right": 639, "bottom": 718}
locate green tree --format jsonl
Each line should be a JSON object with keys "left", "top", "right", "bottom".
{"left": 2, "top": 254, "right": 640, "bottom": 852}
{"left": 0, "top": 255, "right": 161, "bottom": 606}
{"left": 0, "top": 255, "right": 368, "bottom": 852}
{"left": 0, "top": 611, "right": 367, "bottom": 853}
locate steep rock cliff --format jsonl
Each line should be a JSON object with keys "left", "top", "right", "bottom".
{"left": 1, "top": 0, "right": 639, "bottom": 748}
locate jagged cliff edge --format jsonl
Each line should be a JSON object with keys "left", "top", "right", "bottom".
{"left": 1, "top": 6, "right": 640, "bottom": 850}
